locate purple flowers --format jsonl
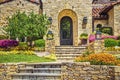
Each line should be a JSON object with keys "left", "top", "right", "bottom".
{"left": 0, "top": 40, "right": 19, "bottom": 48}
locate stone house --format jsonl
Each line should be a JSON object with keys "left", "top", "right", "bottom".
{"left": 1, "top": 0, "right": 120, "bottom": 54}
{"left": 93, "top": 0, "right": 120, "bottom": 35}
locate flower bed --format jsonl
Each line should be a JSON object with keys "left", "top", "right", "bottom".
{"left": 75, "top": 53, "right": 119, "bottom": 65}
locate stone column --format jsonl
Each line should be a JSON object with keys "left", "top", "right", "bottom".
{"left": 94, "top": 40, "right": 105, "bottom": 53}
{"left": 45, "top": 40, "right": 55, "bottom": 53}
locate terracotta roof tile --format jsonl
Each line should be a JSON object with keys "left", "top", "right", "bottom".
{"left": 100, "top": 1, "right": 120, "bottom": 14}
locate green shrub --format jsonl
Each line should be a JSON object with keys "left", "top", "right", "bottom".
{"left": 0, "top": 35, "right": 8, "bottom": 40}
{"left": 101, "top": 27, "right": 113, "bottom": 35}
{"left": 34, "top": 39, "right": 45, "bottom": 47}
{"left": 80, "top": 33, "right": 88, "bottom": 39}
{"left": 117, "top": 40, "right": 120, "bottom": 47}
{"left": 17, "top": 42, "right": 29, "bottom": 50}
{"left": 104, "top": 39, "right": 117, "bottom": 47}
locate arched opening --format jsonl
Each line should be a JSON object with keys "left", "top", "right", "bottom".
{"left": 60, "top": 16, "right": 73, "bottom": 45}
{"left": 58, "top": 9, "right": 78, "bottom": 46}
{"left": 96, "top": 24, "right": 102, "bottom": 31}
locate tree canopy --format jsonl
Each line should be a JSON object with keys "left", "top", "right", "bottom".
{"left": 4, "top": 11, "right": 49, "bottom": 42}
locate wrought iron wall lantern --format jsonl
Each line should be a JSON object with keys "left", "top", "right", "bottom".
{"left": 48, "top": 17, "right": 52, "bottom": 25}
{"left": 83, "top": 17, "right": 88, "bottom": 24}
{"left": 47, "top": 30, "right": 54, "bottom": 40}
{"left": 95, "top": 31, "right": 102, "bottom": 40}
{"left": 47, "top": 17, "right": 54, "bottom": 40}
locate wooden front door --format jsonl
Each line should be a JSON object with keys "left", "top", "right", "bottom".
{"left": 60, "top": 16, "right": 73, "bottom": 45}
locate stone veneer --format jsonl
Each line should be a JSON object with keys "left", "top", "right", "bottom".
{"left": 62, "top": 62, "right": 120, "bottom": 80}
{"left": 0, "top": 0, "right": 39, "bottom": 34}
{"left": 1, "top": 62, "right": 120, "bottom": 80}
{"left": 114, "top": 4, "right": 120, "bottom": 36}
{"left": 43, "top": 0, "right": 92, "bottom": 53}
{"left": 0, "top": 63, "right": 25, "bottom": 80}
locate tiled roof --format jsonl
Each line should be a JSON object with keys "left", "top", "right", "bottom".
{"left": 93, "top": 0, "right": 118, "bottom": 4}
{"left": 0, "top": 0, "right": 40, "bottom": 4}
{"left": 100, "top": 1, "right": 120, "bottom": 14}
{"left": 92, "top": 7, "right": 103, "bottom": 18}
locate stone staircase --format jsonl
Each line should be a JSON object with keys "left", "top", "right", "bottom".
{"left": 55, "top": 46, "right": 87, "bottom": 61}
{"left": 11, "top": 62, "right": 61, "bottom": 80}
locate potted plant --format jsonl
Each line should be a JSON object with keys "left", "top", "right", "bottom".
{"left": 80, "top": 33, "right": 88, "bottom": 45}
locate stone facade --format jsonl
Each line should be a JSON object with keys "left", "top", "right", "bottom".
{"left": 94, "top": 20, "right": 108, "bottom": 30}
{"left": 0, "top": 63, "right": 25, "bottom": 80}
{"left": 44, "top": 0, "right": 92, "bottom": 52}
{"left": 0, "top": 0, "right": 39, "bottom": 34}
{"left": 114, "top": 4, "right": 120, "bottom": 36}
{"left": 1, "top": 63, "right": 120, "bottom": 80}
{"left": 62, "top": 62, "right": 120, "bottom": 80}
{"left": 108, "top": 8, "right": 114, "bottom": 29}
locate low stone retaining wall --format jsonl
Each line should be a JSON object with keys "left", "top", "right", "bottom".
{"left": 62, "top": 62, "right": 120, "bottom": 80}
{"left": 0, "top": 63, "right": 25, "bottom": 80}
{"left": 0, "top": 62, "right": 120, "bottom": 80}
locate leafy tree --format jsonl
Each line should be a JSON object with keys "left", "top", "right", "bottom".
{"left": 4, "top": 11, "right": 49, "bottom": 47}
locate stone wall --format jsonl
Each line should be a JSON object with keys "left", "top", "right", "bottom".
{"left": 0, "top": 63, "right": 120, "bottom": 80}
{"left": 94, "top": 20, "right": 108, "bottom": 30}
{"left": 114, "top": 4, "right": 120, "bottom": 36}
{"left": 43, "top": 0, "right": 92, "bottom": 49}
{"left": 0, "top": 63, "right": 25, "bottom": 80}
{"left": 62, "top": 62, "right": 120, "bottom": 80}
{"left": 0, "top": 0, "right": 39, "bottom": 34}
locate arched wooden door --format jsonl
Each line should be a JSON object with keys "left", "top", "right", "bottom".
{"left": 60, "top": 16, "right": 73, "bottom": 45}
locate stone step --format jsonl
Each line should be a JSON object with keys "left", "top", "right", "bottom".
{"left": 18, "top": 68, "right": 61, "bottom": 73}
{"left": 56, "top": 54, "right": 82, "bottom": 57}
{"left": 55, "top": 46, "right": 87, "bottom": 49}
{"left": 21, "top": 62, "right": 62, "bottom": 68}
{"left": 55, "top": 52, "right": 82, "bottom": 54}
{"left": 11, "top": 73, "right": 61, "bottom": 80}
{"left": 57, "top": 57, "right": 75, "bottom": 60}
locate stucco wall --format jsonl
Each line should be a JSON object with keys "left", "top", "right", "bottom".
{"left": 94, "top": 20, "right": 108, "bottom": 30}
{"left": 43, "top": 0, "right": 92, "bottom": 50}
{"left": 114, "top": 4, "right": 120, "bottom": 36}
{"left": 0, "top": 0, "right": 39, "bottom": 34}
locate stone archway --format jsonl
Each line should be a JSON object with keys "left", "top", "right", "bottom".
{"left": 58, "top": 9, "right": 78, "bottom": 46}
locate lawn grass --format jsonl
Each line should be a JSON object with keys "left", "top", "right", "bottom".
{"left": 0, "top": 54, "right": 55, "bottom": 63}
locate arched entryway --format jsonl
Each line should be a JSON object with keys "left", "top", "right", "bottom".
{"left": 60, "top": 16, "right": 73, "bottom": 45}
{"left": 58, "top": 9, "right": 78, "bottom": 46}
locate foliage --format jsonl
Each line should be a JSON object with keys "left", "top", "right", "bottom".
{"left": 34, "top": 39, "right": 45, "bottom": 47}
{"left": 117, "top": 40, "right": 120, "bottom": 47}
{"left": 4, "top": 11, "right": 49, "bottom": 47}
{"left": 16, "top": 42, "right": 29, "bottom": 50}
{"left": 0, "top": 52, "right": 55, "bottom": 63}
{"left": 0, "top": 51, "right": 35, "bottom": 55}
{"left": 101, "top": 27, "right": 113, "bottom": 35}
{"left": 0, "top": 40, "right": 18, "bottom": 48}
{"left": 80, "top": 33, "right": 88, "bottom": 39}
{"left": 82, "top": 50, "right": 92, "bottom": 57}
{"left": 75, "top": 53, "right": 119, "bottom": 65}
{"left": 44, "top": 53, "right": 56, "bottom": 60}
{"left": 0, "top": 35, "right": 8, "bottom": 40}
{"left": 104, "top": 39, "right": 118, "bottom": 47}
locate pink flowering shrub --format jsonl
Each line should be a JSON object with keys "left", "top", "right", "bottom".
{"left": 0, "top": 40, "right": 19, "bottom": 48}
{"left": 89, "top": 34, "right": 95, "bottom": 43}
{"left": 102, "top": 35, "right": 118, "bottom": 40}
{"left": 89, "top": 34, "right": 118, "bottom": 43}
